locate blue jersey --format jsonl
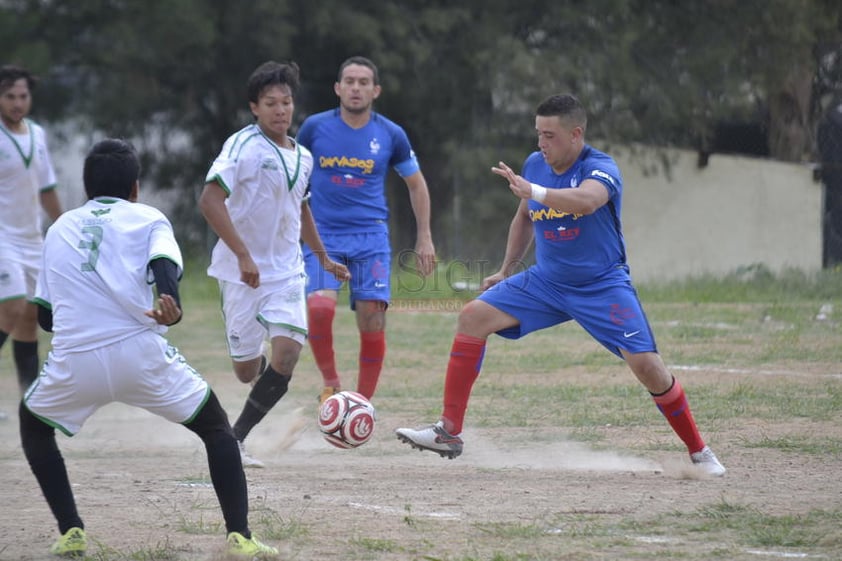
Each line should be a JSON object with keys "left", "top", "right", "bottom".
{"left": 296, "top": 109, "right": 420, "bottom": 234}
{"left": 523, "top": 145, "right": 627, "bottom": 285}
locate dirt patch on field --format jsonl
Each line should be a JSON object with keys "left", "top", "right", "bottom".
{"left": 1, "top": 348, "right": 841, "bottom": 560}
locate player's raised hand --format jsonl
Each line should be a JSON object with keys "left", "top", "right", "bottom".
{"left": 492, "top": 161, "right": 531, "bottom": 199}
{"left": 145, "top": 293, "right": 183, "bottom": 326}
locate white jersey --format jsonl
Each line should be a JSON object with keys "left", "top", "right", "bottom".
{"left": 35, "top": 197, "right": 183, "bottom": 353}
{"left": 0, "top": 118, "right": 57, "bottom": 244}
{"left": 205, "top": 123, "right": 313, "bottom": 284}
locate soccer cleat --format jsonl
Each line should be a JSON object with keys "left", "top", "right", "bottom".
{"left": 690, "top": 445, "right": 726, "bottom": 477}
{"left": 50, "top": 527, "right": 86, "bottom": 557}
{"left": 226, "top": 531, "right": 279, "bottom": 558}
{"left": 318, "top": 385, "right": 341, "bottom": 405}
{"left": 395, "top": 421, "right": 464, "bottom": 459}
{"left": 238, "top": 440, "right": 265, "bottom": 469}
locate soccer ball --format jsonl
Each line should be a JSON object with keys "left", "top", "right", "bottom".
{"left": 318, "top": 390, "right": 376, "bottom": 448}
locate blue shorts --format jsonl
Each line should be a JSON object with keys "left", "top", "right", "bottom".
{"left": 478, "top": 266, "right": 658, "bottom": 358}
{"left": 303, "top": 231, "right": 391, "bottom": 310}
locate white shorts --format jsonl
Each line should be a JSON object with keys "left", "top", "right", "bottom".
{"left": 23, "top": 332, "right": 209, "bottom": 436}
{"left": 220, "top": 274, "right": 307, "bottom": 362}
{"left": 0, "top": 241, "right": 40, "bottom": 302}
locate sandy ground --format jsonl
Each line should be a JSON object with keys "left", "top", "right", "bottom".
{"left": 1, "top": 348, "right": 841, "bottom": 560}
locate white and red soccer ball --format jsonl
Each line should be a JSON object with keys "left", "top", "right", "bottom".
{"left": 318, "top": 390, "right": 376, "bottom": 448}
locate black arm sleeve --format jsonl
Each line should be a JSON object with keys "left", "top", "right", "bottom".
{"left": 149, "top": 257, "right": 182, "bottom": 324}
{"left": 37, "top": 303, "right": 53, "bottom": 333}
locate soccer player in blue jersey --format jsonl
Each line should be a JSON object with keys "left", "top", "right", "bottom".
{"left": 396, "top": 94, "right": 726, "bottom": 477}
{"left": 297, "top": 56, "right": 435, "bottom": 403}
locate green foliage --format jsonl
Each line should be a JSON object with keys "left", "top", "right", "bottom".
{"left": 3, "top": 0, "right": 840, "bottom": 259}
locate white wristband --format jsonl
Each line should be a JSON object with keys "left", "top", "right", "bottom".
{"left": 530, "top": 183, "right": 547, "bottom": 203}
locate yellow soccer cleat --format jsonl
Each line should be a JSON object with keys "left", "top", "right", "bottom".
{"left": 50, "top": 527, "right": 86, "bottom": 557}
{"left": 226, "top": 531, "right": 279, "bottom": 558}
{"left": 318, "top": 385, "right": 341, "bottom": 405}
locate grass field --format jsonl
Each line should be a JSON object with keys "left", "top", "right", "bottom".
{"left": 1, "top": 263, "right": 841, "bottom": 560}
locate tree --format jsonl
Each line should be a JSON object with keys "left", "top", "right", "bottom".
{"left": 2, "top": 0, "right": 840, "bottom": 263}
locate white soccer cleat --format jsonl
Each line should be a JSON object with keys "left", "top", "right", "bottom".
{"left": 395, "top": 421, "right": 464, "bottom": 459}
{"left": 690, "top": 445, "right": 726, "bottom": 477}
{"left": 238, "top": 440, "right": 265, "bottom": 469}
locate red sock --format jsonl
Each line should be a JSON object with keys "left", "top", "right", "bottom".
{"left": 652, "top": 377, "right": 705, "bottom": 453}
{"left": 307, "top": 295, "right": 340, "bottom": 387}
{"left": 356, "top": 331, "right": 385, "bottom": 399}
{"left": 442, "top": 333, "right": 487, "bottom": 435}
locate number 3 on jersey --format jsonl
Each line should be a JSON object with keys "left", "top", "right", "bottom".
{"left": 78, "top": 225, "right": 103, "bottom": 272}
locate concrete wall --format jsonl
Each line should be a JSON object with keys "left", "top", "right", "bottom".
{"left": 615, "top": 146, "right": 823, "bottom": 283}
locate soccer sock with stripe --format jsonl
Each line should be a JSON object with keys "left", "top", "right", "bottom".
{"left": 356, "top": 330, "right": 385, "bottom": 399}
{"left": 651, "top": 376, "right": 706, "bottom": 454}
{"left": 233, "top": 364, "right": 290, "bottom": 442}
{"left": 307, "top": 295, "right": 340, "bottom": 388}
{"left": 441, "top": 333, "right": 487, "bottom": 435}
{"left": 13, "top": 339, "right": 39, "bottom": 393}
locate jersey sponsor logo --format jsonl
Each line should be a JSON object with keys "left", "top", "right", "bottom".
{"left": 331, "top": 173, "right": 365, "bottom": 187}
{"left": 319, "top": 155, "right": 375, "bottom": 174}
{"left": 529, "top": 207, "right": 582, "bottom": 222}
{"left": 90, "top": 209, "right": 111, "bottom": 217}
{"left": 542, "top": 226, "right": 579, "bottom": 242}
{"left": 590, "top": 169, "right": 616, "bottom": 185}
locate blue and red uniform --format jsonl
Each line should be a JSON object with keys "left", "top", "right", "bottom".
{"left": 297, "top": 109, "right": 419, "bottom": 307}
{"left": 479, "top": 145, "right": 658, "bottom": 357}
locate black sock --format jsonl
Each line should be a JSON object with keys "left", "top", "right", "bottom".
{"left": 184, "top": 391, "right": 250, "bottom": 536}
{"left": 19, "top": 402, "right": 84, "bottom": 533}
{"left": 0, "top": 330, "right": 8, "bottom": 350}
{"left": 13, "top": 340, "right": 39, "bottom": 393}
{"left": 233, "top": 365, "right": 291, "bottom": 442}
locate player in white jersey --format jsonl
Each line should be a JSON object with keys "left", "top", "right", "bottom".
{"left": 21, "top": 139, "right": 279, "bottom": 558}
{"left": 0, "top": 65, "right": 62, "bottom": 398}
{"left": 199, "top": 61, "right": 349, "bottom": 468}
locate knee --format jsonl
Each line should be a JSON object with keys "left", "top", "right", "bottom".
{"left": 456, "top": 301, "right": 491, "bottom": 336}
{"left": 19, "top": 401, "right": 56, "bottom": 459}
{"left": 307, "top": 294, "right": 336, "bottom": 321}
{"left": 185, "top": 391, "right": 234, "bottom": 439}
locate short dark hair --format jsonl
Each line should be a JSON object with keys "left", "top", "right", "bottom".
{"left": 536, "top": 94, "right": 588, "bottom": 131}
{"left": 338, "top": 56, "right": 379, "bottom": 85}
{"left": 0, "top": 64, "right": 36, "bottom": 93}
{"left": 83, "top": 139, "right": 140, "bottom": 200}
{"left": 247, "top": 61, "right": 300, "bottom": 103}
